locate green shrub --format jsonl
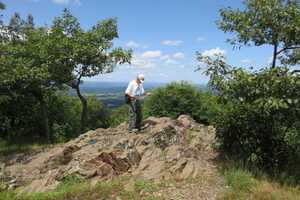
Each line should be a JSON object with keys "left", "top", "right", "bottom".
{"left": 144, "top": 82, "right": 220, "bottom": 123}
{"left": 224, "top": 168, "right": 257, "bottom": 193}
{"left": 49, "top": 94, "right": 110, "bottom": 142}
{"left": 199, "top": 52, "right": 300, "bottom": 180}
{"left": 109, "top": 105, "right": 129, "bottom": 127}
{"left": 0, "top": 91, "right": 111, "bottom": 144}
{"left": 85, "top": 96, "right": 111, "bottom": 130}
{"left": 213, "top": 67, "right": 300, "bottom": 175}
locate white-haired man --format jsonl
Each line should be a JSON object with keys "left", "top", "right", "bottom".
{"left": 125, "top": 74, "right": 150, "bottom": 132}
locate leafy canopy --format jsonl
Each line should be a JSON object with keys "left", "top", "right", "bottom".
{"left": 144, "top": 82, "right": 221, "bottom": 123}
{"left": 218, "top": 0, "right": 300, "bottom": 67}
{"left": 197, "top": 52, "right": 300, "bottom": 178}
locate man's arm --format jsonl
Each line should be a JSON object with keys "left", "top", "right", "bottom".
{"left": 141, "top": 85, "right": 151, "bottom": 96}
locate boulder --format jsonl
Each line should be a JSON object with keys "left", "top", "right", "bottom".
{"left": 177, "top": 115, "right": 195, "bottom": 128}
{"left": 4, "top": 116, "right": 218, "bottom": 192}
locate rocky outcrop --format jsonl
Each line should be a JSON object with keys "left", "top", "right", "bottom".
{"left": 2, "top": 115, "right": 220, "bottom": 193}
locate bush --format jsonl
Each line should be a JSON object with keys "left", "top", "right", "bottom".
{"left": 217, "top": 68, "right": 300, "bottom": 173}
{"left": 143, "top": 82, "right": 221, "bottom": 123}
{"left": 0, "top": 93, "right": 43, "bottom": 143}
{"left": 49, "top": 94, "right": 110, "bottom": 142}
{"left": 86, "top": 96, "right": 111, "bottom": 130}
{"left": 200, "top": 54, "right": 300, "bottom": 180}
{"left": 109, "top": 105, "right": 129, "bottom": 127}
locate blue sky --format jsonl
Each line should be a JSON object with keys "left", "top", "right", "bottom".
{"left": 2, "top": 0, "right": 274, "bottom": 84}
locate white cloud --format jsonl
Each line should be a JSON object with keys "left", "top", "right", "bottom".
{"left": 164, "top": 58, "right": 178, "bottom": 65}
{"left": 267, "top": 56, "right": 274, "bottom": 65}
{"left": 160, "top": 52, "right": 184, "bottom": 65}
{"left": 241, "top": 59, "right": 255, "bottom": 65}
{"left": 128, "top": 50, "right": 184, "bottom": 69}
{"left": 125, "top": 40, "right": 149, "bottom": 49}
{"left": 126, "top": 40, "right": 140, "bottom": 48}
{"left": 131, "top": 55, "right": 156, "bottom": 69}
{"left": 159, "top": 73, "right": 168, "bottom": 78}
{"left": 52, "top": 0, "right": 69, "bottom": 4}
{"left": 160, "top": 52, "right": 184, "bottom": 60}
{"left": 74, "top": 0, "right": 81, "bottom": 5}
{"left": 161, "top": 40, "right": 183, "bottom": 46}
{"left": 241, "top": 59, "right": 252, "bottom": 63}
{"left": 141, "top": 50, "right": 162, "bottom": 59}
{"left": 196, "top": 36, "right": 206, "bottom": 42}
{"left": 202, "top": 47, "right": 226, "bottom": 58}
{"left": 160, "top": 55, "right": 170, "bottom": 61}
{"left": 173, "top": 52, "right": 185, "bottom": 59}
{"left": 52, "top": 0, "right": 81, "bottom": 5}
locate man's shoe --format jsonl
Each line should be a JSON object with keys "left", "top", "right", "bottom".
{"left": 129, "top": 128, "right": 139, "bottom": 133}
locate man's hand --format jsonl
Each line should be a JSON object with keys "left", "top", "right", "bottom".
{"left": 130, "top": 96, "right": 136, "bottom": 100}
{"left": 145, "top": 92, "right": 151, "bottom": 96}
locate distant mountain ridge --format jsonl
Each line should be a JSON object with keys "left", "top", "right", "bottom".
{"left": 79, "top": 81, "right": 207, "bottom": 93}
{"left": 69, "top": 81, "right": 208, "bottom": 108}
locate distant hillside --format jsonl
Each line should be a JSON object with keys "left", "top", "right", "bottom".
{"left": 69, "top": 82, "right": 208, "bottom": 108}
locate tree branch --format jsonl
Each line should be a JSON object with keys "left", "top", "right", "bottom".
{"left": 276, "top": 46, "right": 300, "bottom": 55}
{"left": 291, "top": 69, "right": 300, "bottom": 75}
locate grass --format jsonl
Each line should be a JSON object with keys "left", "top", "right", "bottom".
{"left": 217, "top": 165, "right": 300, "bottom": 200}
{"left": 0, "top": 176, "right": 164, "bottom": 200}
{"left": 0, "top": 139, "right": 51, "bottom": 157}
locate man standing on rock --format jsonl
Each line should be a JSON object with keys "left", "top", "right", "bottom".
{"left": 125, "top": 74, "right": 150, "bottom": 133}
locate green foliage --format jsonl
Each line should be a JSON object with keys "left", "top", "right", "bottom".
{"left": 0, "top": 91, "right": 110, "bottom": 143}
{"left": 86, "top": 95, "right": 111, "bottom": 129}
{"left": 218, "top": 160, "right": 300, "bottom": 200}
{"left": 0, "top": 178, "right": 163, "bottom": 200}
{"left": 0, "top": 7, "right": 130, "bottom": 143}
{"left": 109, "top": 105, "right": 129, "bottom": 127}
{"left": 48, "top": 94, "right": 110, "bottom": 142}
{"left": 144, "top": 82, "right": 221, "bottom": 123}
{"left": 0, "top": 1, "right": 5, "bottom": 10}
{"left": 50, "top": 9, "right": 132, "bottom": 132}
{"left": 218, "top": 0, "right": 300, "bottom": 67}
{"left": 224, "top": 168, "right": 257, "bottom": 193}
{"left": 198, "top": 52, "right": 300, "bottom": 179}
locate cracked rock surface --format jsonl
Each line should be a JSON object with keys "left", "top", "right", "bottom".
{"left": 1, "top": 115, "right": 224, "bottom": 199}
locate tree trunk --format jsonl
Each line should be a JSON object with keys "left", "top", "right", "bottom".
{"left": 39, "top": 96, "right": 50, "bottom": 143}
{"left": 272, "top": 43, "right": 278, "bottom": 68}
{"left": 75, "top": 84, "right": 88, "bottom": 133}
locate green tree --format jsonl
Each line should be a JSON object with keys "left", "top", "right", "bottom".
{"left": 0, "top": 1, "right": 4, "bottom": 10}
{"left": 109, "top": 105, "right": 129, "bottom": 127}
{"left": 0, "top": 1, "right": 4, "bottom": 22}
{"left": 0, "top": 1, "right": 6, "bottom": 41}
{"left": 51, "top": 9, "right": 132, "bottom": 133}
{"left": 1, "top": 9, "right": 131, "bottom": 142}
{"left": 25, "top": 14, "right": 34, "bottom": 29}
{"left": 197, "top": 52, "right": 300, "bottom": 179}
{"left": 144, "top": 82, "right": 220, "bottom": 123}
{"left": 1, "top": 27, "right": 52, "bottom": 141}
{"left": 1, "top": 12, "right": 71, "bottom": 142}
{"left": 218, "top": 0, "right": 300, "bottom": 68}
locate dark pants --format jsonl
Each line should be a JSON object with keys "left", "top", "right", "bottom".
{"left": 128, "top": 99, "right": 142, "bottom": 130}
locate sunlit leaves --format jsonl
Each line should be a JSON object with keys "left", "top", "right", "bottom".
{"left": 218, "top": 0, "right": 300, "bottom": 66}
